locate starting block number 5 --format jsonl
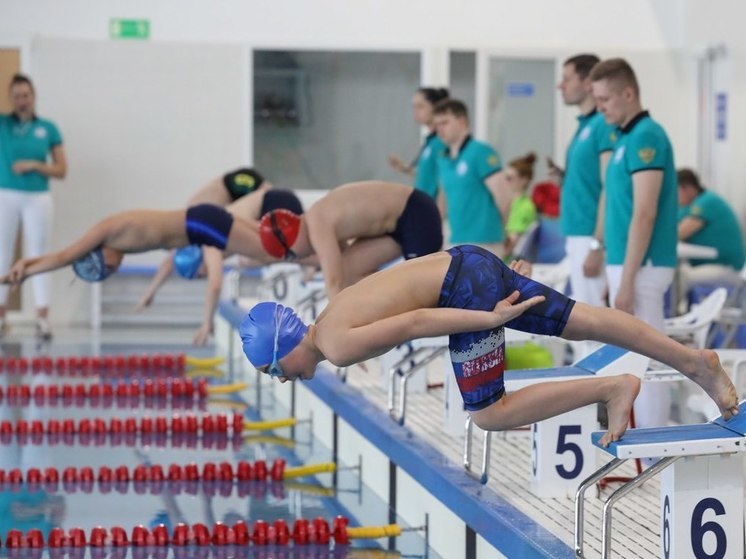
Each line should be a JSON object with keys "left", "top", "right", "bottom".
{"left": 661, "top": 454, "right": 743, "bottom": 559}
{"left": 530, "top": 405, "right": 596, "bottom": 498}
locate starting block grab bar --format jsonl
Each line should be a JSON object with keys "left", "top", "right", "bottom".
{"left": 388, "top": 346, "right": 449, "bottom": 425}
{"left": 575, "top": 400, "right": 746, "bottom": 559}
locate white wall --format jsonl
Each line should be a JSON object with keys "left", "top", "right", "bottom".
{"left": 681, "top": 0, "right": 746, "bottom": 222}
{"left": 28, "top": 38, "right": 246, "bottom": 324}
{"left": 2, "top": 0, "right": 684, "bottom": 50}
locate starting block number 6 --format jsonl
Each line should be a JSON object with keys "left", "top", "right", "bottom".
{"left": 661, "top": 454, "right": 743, "bottom": 559}
{"left": 663, "top": 496, "right": 731, "bottom": 559}
{"left": 530, "top": 405, "right": 596, "bottom": 498}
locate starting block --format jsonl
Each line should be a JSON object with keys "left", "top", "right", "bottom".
{"left": 575, "top": 400, "right": 746, "bottom": 559}
{"left": 464, "top": 343, "right": 649, "bottom": 496}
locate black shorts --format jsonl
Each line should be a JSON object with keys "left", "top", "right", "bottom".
{"left": 389, "top": 189, "right": 443, "bottom": 259}
{"left": 222, "top": 168, "right": 265, "bottom": 201}
{"left": 185, "top": 204, "right": 235, "bottom": 250}
{"left": 260, "top": 190, "right": 304, "bottom": 217}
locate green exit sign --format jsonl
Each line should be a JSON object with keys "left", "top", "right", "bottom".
{"left": 110, "top": 18, "right": 150, "bottom": 40}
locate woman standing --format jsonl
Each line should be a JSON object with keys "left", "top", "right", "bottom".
{"left": 503, "top": 152, "right": 538, "bottom": 257}
{"left": 0, "top": 74, "right": 67, "bottom": 339}
{"left": 388, "top": 87, "right": 449, "bottom": 200}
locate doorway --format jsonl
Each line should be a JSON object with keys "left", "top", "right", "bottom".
{"left": 484, "top": 57, "right": 555, "bottom": 165}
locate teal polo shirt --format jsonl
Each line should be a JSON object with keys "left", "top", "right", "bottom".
{"left": 679, "top": 190, "right": 745, "bottom": 269}
{"left": 0, "top": 113, "right": 62, "bottom": 192}
{"left": 436, "top": 136, "right": 503, "bottom": 243}
{"left": 605, "top": 111, "right": 678, "bottom": 267}
{"left": 413, "top": 131, "right": 444, "bottom": 199}
{"left": 560, "top": 110, "right": 616, "bottom": 236}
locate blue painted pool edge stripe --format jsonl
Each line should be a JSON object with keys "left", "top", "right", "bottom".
{"left": 220, "top": 300, "right": 574, "bottom": 558}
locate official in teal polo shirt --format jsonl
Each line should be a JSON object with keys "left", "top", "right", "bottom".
{"left": 556, "top": 54, "right": 617, "bottom": 308}
{"left": 676, "top": 168, "right": 745, "bottom": 296}
{"left": 591, "top": 58, "right": 678, "bottom": 436}
{"left": 388, "top": 87, "right": 449, "bottom": 200}
{"left": 432, "top": 99, "right": 505, "bottom": 251}
{"left": 604, "top": 110, "right": 678, "bottom": 269}
{"left": 413, "top": 131, "right": 445, "bottom": 199}
{"left": 0, "top": 74, "right": 67, "bottom": 340}
{"left": 560, "top": 110, "right": 615, "bottom": 237}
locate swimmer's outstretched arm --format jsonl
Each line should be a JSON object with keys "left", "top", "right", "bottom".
{"left": 322, "top": 291, "right": 545, "bottom": 366}
{"left": 136, "top": 252, "right": 176, "bottom": 311}
{"left": 0, "top": 222, "right": 109, "bottom": 285}
{"left": 193, "top": 247, "right": 224, "bottom": 346}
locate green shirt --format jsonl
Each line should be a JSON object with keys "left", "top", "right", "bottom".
{"left": 560, "top": 110, "right": 616, "bottom": 236}
{"left": 0, "top": 113, "right": 62, "bottom": 192}
{"left": 436, "top": 136, "right": 503, "bottom": 243}
{"left": 604, "top": 112, "right": 677, "bottom": 267}
{"left": 506, "top": 194, "right": 537, "bottom": 235}
{"left": 413, "top": 132, "right": 444, "bottom": 199}
{"left": 679, "top": 190, "right": 745, "bottom": 269}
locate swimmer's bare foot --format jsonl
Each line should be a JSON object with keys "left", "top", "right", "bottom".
{"left": 688, "top": 350, "right": 739, "bottom": 420}
{"left": 598, "top": 374, "right": 641, "bottom": 448}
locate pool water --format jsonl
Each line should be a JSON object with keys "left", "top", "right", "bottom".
{"left": 0, "top": 340, "right": 439, "bottom": 559}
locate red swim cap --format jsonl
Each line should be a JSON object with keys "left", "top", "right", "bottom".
{"left": 259, "top": 209, "right": 301, "bottom": 259}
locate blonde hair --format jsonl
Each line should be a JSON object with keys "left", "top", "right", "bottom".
{"left": 589, "top": 58, "right": 639, "bottom": 96}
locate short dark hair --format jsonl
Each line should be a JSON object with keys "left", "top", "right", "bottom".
{"left": 589, "top": 58, "right": 639, "bottom": 96}
{"left": 564, "top": 54, "right": 600, "bottom": 80}
{"left": 418, "top": 87, "right": 449, "bottom": 106}
{"left": 433, "top": 98, "right": 468, "bottom": 119}
{"left": 9, "top": 73, "right": 34, "bottom": 93}
{"left": 677, "top": 168, "right": 704, "bottom": 192}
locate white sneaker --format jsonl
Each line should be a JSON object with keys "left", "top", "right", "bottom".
{"left": 36, "top": 319, "right": 52, "bottom": 341}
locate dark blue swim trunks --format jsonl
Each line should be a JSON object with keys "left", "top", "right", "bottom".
{"left": 389, "top": 189, "right": 443, "bottom": 259}
{"left": 439, "top": 245, "right": 576, "bottom": 411}
{"left": 260, "top": 189, "right": 304, "bottom": 217}
{"left": 185, "top": 204, "right": 235, "bottom": 250}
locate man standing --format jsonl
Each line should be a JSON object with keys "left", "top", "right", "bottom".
{"left": 432, "top": 99, "right": 507, "bottom": 255}
{"left": 555, "top": 54, "right": 616, "bottom": 306}
{"left": 591, "top": 58, "right": 678, "bottom": 432}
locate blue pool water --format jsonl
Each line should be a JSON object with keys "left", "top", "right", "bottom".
{"left": 0, "top": 340, "right": 438, "bottom": 559}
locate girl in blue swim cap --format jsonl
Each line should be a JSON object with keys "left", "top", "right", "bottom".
{"left": 241, "top": 246, "right": 738, "bottom": 447}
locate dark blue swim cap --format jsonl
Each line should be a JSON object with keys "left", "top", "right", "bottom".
{"left": 173, "top": 245, "right": 203, "bottom": 279}
{"left": 72, "top": 248, "right": 113, "bottom": 282}
{"left": 240, "top": 302, "right": 308, "bottom": 368}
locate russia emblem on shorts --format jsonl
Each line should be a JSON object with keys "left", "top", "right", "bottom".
{"left": 449, "top": 328, "right": 506, "bottom": 407}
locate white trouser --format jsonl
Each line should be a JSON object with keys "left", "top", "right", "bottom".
{"left": 565, "top": 236, "right": 606, "bottom": 307}
{"left": 0, "top": 189, "right": 53, "bottom": 309}
{"left": 607, "top": 264, "right": 675, "bottom": 435}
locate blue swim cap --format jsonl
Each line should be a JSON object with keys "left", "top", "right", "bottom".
{"left": 72, "top": 248, "right": 113, "bottom": 282}
{"left": 240, "top": 302, "right": 308, "bottom": 368}
{"left": 173, "top": 245, "right": 203, "bottom": 279}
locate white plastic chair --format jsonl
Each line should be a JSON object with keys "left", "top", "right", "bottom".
{"left": 708, "top": 263, "right": 746, "bottom": 347}
{"left": 665, "top": 287, "right": 728, "bottom": 349}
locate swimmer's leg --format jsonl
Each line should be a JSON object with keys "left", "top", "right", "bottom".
{"left": 470, "top": 374, "right": 641, "bottom": 447}
{"left": 561, "top": 302, "right": 738, "bottom": 419}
